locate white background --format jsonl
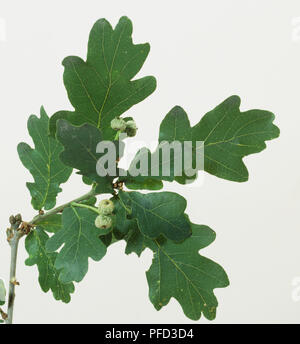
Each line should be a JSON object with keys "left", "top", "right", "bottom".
{"left": 0, "top": 0, "right": 299, "bottom": 324}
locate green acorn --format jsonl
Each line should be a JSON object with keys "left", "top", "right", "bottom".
{"left": 95, "top": 214, "right": 113, "bottom": 229}
{"left": 125, "top": 120, "right": 137, "bottom": 137}
{"left": 111, "top": 117, "right": 126, "bottom": 132}
{"left": 98, "top": 199, "right": 114, "bottom": 215}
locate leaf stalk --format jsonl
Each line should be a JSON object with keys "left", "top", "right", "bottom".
{"left": 71, "top": 202, "right": 100, "bottom": 214}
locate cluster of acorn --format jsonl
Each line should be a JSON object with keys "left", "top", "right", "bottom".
{"left": 111, "top": 117, "right": 137, "bottom": 137}
{"left": 94, "top": 199, "right": 115, "bottom": 229}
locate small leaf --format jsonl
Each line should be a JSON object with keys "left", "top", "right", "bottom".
{"left": 46, "top": 207, "right": 107, "bottom": 283}
{"left": 118, "top": 191, "right": 191, "bottom": 241}
{"left": 49, "top": 16, "right": 156, "bottom": 139}
{"left": 25, "top": 228, "right": 74, "bottom": 303}
{"left": 18, "top": 107, "right": 72, "bottom": 210}
{"left": 0, "top": 279, "right": 6, "bottom": 306}
{"left": 146, "top": 223, "right": 229, "bottom": 320}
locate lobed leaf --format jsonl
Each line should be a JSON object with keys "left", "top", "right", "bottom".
{"left": 49, "top": 16, "right": 156, "bottom": 139}
{"left": 192, "top": 95, "right": 280, "bottom": 182}
{"left": 18, "top": 108, "right": 72, "bottom": 210}
{"left": 46, "top": 207, "right": 107, "bottom": 283}
{"left": 146, "top": 223, "right": 229, "bottom": 320}
{"left": 25, "top": 228, "right": 74, "bottom": 303}
{"left": 124, "top": 96, "right": 279, "bottom": 186}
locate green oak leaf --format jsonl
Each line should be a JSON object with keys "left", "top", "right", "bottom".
{"left": 49, "top": 16, "right": 156, "bottom": 139}
{"left": 192, "top": 95, "right": 280, "bottom": 181}
{"left": 25, "top": 228, "right": 74, "bottom": 303}
{"left": 146, "top": 223, "right": 229, "bottom": 320}
{"left": 124, "top": 95, "right": 279, "bottom": 185}
{"left": 56, "top": 120, "right": 122, "bottom": 193}
{"left": 0, "top": 279, "right": 6, "bottom": 306}
{"left": 118, "top": 191, "right": 191, "bottom": 242}
{"left": 46, "top": 207, "right": 107, "bottom": 283}
{"left": 35, "top": 214, "right": 62, "bottom": 233}
{"left": 17, "top": 108, "right": 72, "bottom": 210}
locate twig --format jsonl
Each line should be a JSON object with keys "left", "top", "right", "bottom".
{"left": 6, "top": 217, "right": 25, "bottom": 324}
{"left": 29, "top": 188, "right": 97, "bottom": 225}
{"left": 5, "top": 187, "right": 98, "bottom": 324}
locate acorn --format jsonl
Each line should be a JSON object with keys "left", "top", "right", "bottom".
{"left": 98, "top": 199, "right": 114, "bottom": 215}
{"left": 95, "top": 214, "right": 113, "bottom": 229}
{"left": 111, "top": 117, "right": 126, "bottom": 132}
{"left": 125, "top": 120, "right": 137, "bottom": 137}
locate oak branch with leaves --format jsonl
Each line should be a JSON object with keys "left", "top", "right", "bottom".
{"left": 0, "top": 16, "right": 279, "bottom": 324}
